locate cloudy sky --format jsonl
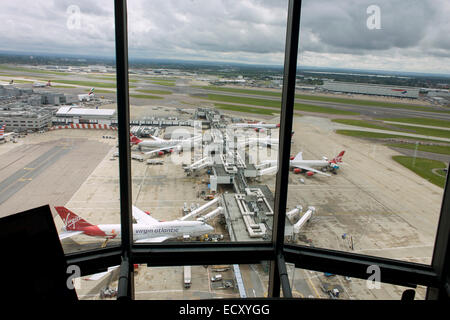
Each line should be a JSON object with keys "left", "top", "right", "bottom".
{"left": 0, "top": 0, "right": 449, "bottom": 74}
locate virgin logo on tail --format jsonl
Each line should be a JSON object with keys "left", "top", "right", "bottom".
{"left": 330, "top": 151, "right": 345, "bottom": 164}
{"left": 65, "top": 214, "right": 82, "bottom": 230}
{"left": 130, "top": 133, "right": 142, "bottom": 145}
{"left": 55, "top": 206, "right": 92, "bottom": 230}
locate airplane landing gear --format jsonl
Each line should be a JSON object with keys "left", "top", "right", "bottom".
{"left": 101, "top": 238, "right": 110, "bottom": 248}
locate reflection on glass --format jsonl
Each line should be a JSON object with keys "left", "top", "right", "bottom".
{"left": 283, "top": 0, "right": 448, "bottom": 265}
{"left": 72, "top": 265, "right": 121, "bottom": 300}
{"left": 133, "top": 263, "right": 269, "bottom": 300}
{"left": 285, "top": 265, "right": 427, "bottom": 300}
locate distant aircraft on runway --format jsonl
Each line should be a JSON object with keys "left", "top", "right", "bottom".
{"left": 55, "top": 205, "right": 214, "bottom": 246}
{"left": 32, "top": 80, "right": 51, "bottom": 88}
{"left": 261, "top": 150, "right": 345, "bottom": 177}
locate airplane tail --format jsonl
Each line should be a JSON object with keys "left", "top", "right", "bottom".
{"left": 46, "top": 80, "right": 51, "bottom": 87}
{"left": 130, "top": 133, "right": 142, "bottom": 145}
{"left": 55, "top": 206, "right": 94, "bottom": 231}
{"left": 332, "top": 151, "right": 345, "bottom": 163}
{"left": 293, "top": 151, "right": 303, "bottom": 161}
{"left": 88, "top": 88, "right": 95, "bottom": 95}
{"left": 0, "top": 124, "right": 5, "bottom": 137}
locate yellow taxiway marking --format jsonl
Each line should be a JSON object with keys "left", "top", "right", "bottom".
{"left": 18, "top": 178, "right": 32, "bottom": 182}
{"left": 307, "top": 277, "right": 321, "bottom": 298}
{"left": 23, "top": 167, "right": 34, "bottom": 170}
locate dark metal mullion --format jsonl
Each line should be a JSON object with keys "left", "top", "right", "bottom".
{"left": 114, "top": 0, "right": 134, "bottom": 300}
{"left": 284, "top": 244, "right": 439, "bottom": 288}
{"left": 427, "top": 164, "right": 450, "bottom": 300}
{"left": 268, "top": 0, "right": 302, "bottom": 298}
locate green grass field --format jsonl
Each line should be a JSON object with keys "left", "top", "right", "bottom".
{"left": 50, "top": 80, "right": 136, "bottom": 89}
{"left": 392, "top": 156, "right": 447, "bottom": 188}
{"left": 214, "top": 103, "right": 279, "bottom": 115}
{"left": 335, "top": 130, "right": 446, "bottom": 144}
{"left": 51, "top": 80, "right": 116, "bottom": 88}
{"left": 198, "top": 85, "right": 441, "bottom": 112}
{"left": 333, "top": 119, "right": 450, "bottom": 139}
{"left": 136, "top": 89, "right": 172, "bottom": 95}
{"left": 294, "top": 104, "right": 359, "bottom": 115}
{"left": 151, "top": 80, "right": 176, "bottom": 87}
{"left": 129, "top": 94, "right": 164, "bottom": 100}
{"left": 381, "top": 117, "right": 450, "bottom": 128}
{"left": 386, "top": 143, "right": 450, "bottom": 155}
{"left": 0, "top": 64, "right": 70, "bottom": 75}
{"left": 198, "top": 94, "right": 359, "bottom": 115}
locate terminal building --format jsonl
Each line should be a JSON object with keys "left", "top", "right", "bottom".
{"left": 321, "top": 80, "right": 421, "bottom": 99}
{"left": 54, "top": 106, "right": 117, "bottom": 125}
{"left": 0, "top": 105, "right": 53, "bottom": 131}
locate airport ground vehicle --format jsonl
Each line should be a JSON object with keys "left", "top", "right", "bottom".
{"left": 184, "top": 266, "right": 191, "bottom": 288}
{"left": 211, "top": 274, "right": 222, "bottom": 282}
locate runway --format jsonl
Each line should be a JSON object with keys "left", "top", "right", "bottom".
{"left": 192, "top": 88, "right": 450, "bottom": 121}
{"left": 0, "top": 146, "right": 70, "bottom": 206}
{"left": 0, "top": 136, "right": 112, "bottom": 218}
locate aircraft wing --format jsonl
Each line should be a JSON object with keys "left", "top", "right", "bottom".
{"left": 132, "top": 205, "right": 159, "bottom": 225}
{"left": 3, "top": 132, "right": 15, "bottom": 137}
{"left": 144, "top": 145, "right": 179, "bottom": 155}
{"left": 85, "top": 265, "right": 119, "bottom": 281}
{"left": 135, "top": 236, "right": 170, "bottom": 243}
{"left": 58, "top": 231, "right": 83, "bottom": 240}
{"left": 292, "top": 165, "right": 331, "bottom": 176}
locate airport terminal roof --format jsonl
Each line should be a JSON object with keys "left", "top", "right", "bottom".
{"left": 56, "top": 106, "right": 116, "bottom": 117}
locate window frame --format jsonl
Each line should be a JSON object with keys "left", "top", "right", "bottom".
{"left": 64, "top": 0, "right": 450, "bottom": 301}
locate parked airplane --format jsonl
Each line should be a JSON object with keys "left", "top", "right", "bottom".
{"left": 32, "top": 80, "right": 51, "bottom": 88}
{"left": 262, "top": 150, "right": 345, "bottom": 177}
{"left": 130, "top": 133, "right": 201, "bottom": 154}
{"left": 0, "top": 124, "right": 15, "bottom": 141}
{"left": 55, "top": 205, "right": 214, "bottom": 245}
{"left": 78, "top": 88, "right": 95, "bottom": 101}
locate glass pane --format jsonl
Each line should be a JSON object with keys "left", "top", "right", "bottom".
{"left": 0, "top": 1, "right": 120, "bottom": 253}
{"left": 70, "top": 265, "right": 121, "bottom": 300}
{"left": 283, "top": 0, "right": 449, "bottom": 265}
{"left": 286, "top": 265, "right": 427, "bottom": 300}
{"left": 134, "top": 263, "right": 269, "bottom": 300}
{"left": 127, "top": 0, "right": 288, "bottom": 244}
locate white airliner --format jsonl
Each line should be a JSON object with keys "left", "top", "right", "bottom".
{"left": 55, "top": 205, "right": 214, "bottom": 244}
{"left": 130, "top": 133, "right": 202, "bottom": 156}
{"left": 0, "top": 124, "right": 15, "bottom": 141}
{"left": 32, "top": 80, "right": 51, "bottom": 88}
{"left": 231, "top": 121, "right": 280, "bottom": 131}
{"left": 263, "top": 150, "right": 345, "bottom": 177}
{"left": 78, "top": 88, "right": 95, "bottom": 101}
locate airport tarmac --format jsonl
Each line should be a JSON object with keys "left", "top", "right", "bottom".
{"left": 57, "top": 112, "right": 443, "bottom": 300}
{"left": 0, "top": 130, "right": 112, "bottom": 218}
{"left": 1, "top": 109, "right": 443, "bottom": 300}
{"left": 258, "top": 115, "right": 443, "bottom": 266}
